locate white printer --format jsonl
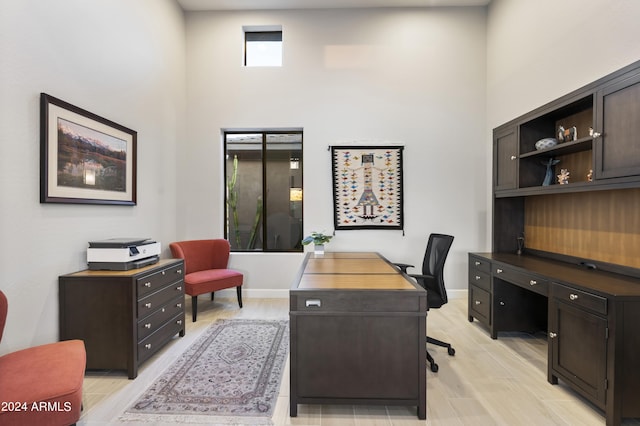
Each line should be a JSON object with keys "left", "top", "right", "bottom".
{"left": 87, "top": 238, "right": 161, "bottom": 270}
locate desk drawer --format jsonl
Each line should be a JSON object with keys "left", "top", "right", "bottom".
{"left": 138, "top": 315, "right": 184, "bottom": 363}
{"left": 552, "top": 283, "right": 607, "bottom": 316}
{"left": 137, "top": 263, "right": 184, "bottom": 298}
{"left": 138, "top": 282, "right": 185, "bottom": 319}
{"left": 469, "top": 284, "right": 490, "bottom": 323}
{"left": 137, "top": 295, "right": 184, "bottom": 341}
{"left": 292, "top": 292, "right": 423, "bottom": 313}
{"left": 493, "top": 264, "right": 549, "bottom": 297}
{"left": 469, "top": 269, "right": 490, "bottom": 292}
{"left": 469, "top": 255, "right": 490, "bottom": 274}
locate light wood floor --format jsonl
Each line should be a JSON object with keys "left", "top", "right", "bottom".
{"left": 78, "top": 296, "right": 639, "bottom": 425}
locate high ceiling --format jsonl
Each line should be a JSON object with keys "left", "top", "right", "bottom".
{"left": 177, "top": 0, "right": 490, "bottom": 11}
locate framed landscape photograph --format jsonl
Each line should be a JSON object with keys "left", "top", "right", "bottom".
{"left": 40, "top": 93, "right": 137, "bottom": 205}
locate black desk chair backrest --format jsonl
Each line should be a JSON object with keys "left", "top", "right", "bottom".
{"left": 419, "top": 233, "right": 454, "bottom": 310}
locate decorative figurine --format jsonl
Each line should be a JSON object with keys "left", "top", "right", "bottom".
{"left": 516, "top": 235, "right": 525, "bottom": 255}
{"left": 558, "top": 168, "right": 570, "bottom": 184}
{"left": 558, "top": 125, "right": 565, "bottom": 141}
{"left": 542, "top": 158, "right": 560, "bottom": 186}
{"left": 587, "top": 169, "right": 593, "bottom": 182}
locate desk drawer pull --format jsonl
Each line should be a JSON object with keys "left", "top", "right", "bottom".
{"left": 569, "top": 294, "right": 579, "bottom": 301}
{"left": 145, "top": 343, "right": 152, "bottom": 349}
{"left": 496, "top": 268, "right": 503, "bottom": 274}
{"left": 144, "top": 282, "right": 152, "bottom": 288}
{"left": 475, "top": 261, "right": 481, "bottom": 266}
{"left": 145, "top": 302, "right": 152, "bottom": 308}
{"left": 305, "top": 299, "right": 321, "bottom": 308}
{"left": 475, "top": 300, "right": 481, "bottom": 305}
{"left": 144, "top": 323, "right": 151, "bottom": 329}
{"left": 549, "top": 332, "right": 557, "bottom": 338}
{"left": 475, "top": 275, "right": 481, "bottom": 280}
{"left": 530, "top": 280, "right": 537, "bottom": 286}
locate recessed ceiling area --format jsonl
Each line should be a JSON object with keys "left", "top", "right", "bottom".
{"left": 177, "top": 0, "right": 490, "bottom": 11}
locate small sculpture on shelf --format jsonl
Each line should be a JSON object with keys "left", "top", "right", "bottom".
{"left": 558, "top": 125, "right": 577, "bottom": 142}
{"left": 542, "top": 158, "right": 560, "bottom": 186}
{"left": 516, "top": 235, "right": 525, "bottom": 255}
{"left": 558, "top": 168, "right": 570, "bottom": 184}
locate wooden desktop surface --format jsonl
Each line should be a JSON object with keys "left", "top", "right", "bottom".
{"left": 298, "top": 252, "right": 416, "bottom": 290}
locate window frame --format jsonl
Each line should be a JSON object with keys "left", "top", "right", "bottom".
{"left": 243, "top": 28, "right": 283, "bottom": 67}
{"left": 223, "top": 129, "right": 303, "bottom": 253}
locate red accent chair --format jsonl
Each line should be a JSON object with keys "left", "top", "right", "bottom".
{"left": 0, "top": 290, "right": 86, "bottom": 426}
{"left": 169, "top": 239, "right": 243, "bottom": 322}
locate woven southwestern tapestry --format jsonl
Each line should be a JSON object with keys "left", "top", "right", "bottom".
{"left": 331, "top": 146, "right": 404, "bottom": 230}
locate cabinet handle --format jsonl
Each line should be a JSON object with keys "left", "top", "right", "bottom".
{"left": 592, "top": 131, "right": 601, "bottom": 138}
{"left": 176, "top": 286, "right": 182, "bottom": 291}
{"left": 144, "top": 323, "right": 151, "bottom": 329}
{"left": 549, "top": 332, "right": 557, "bottom": 338}
{"left": 499, "top": 301, "right": 505, "bottom": 306}
{"left": 145, "top": 302, "right": 152, "bottom": 308}
{"left": 475, "top": 300, "right": 481, "bottom": 305}
{"left": 305, "top": 299, "right": 321, "bottom": 307}
{"left": 496, "top": 268, "right": 503, "bottom": 274}
{"left": 510, "top": 155, "right": 517, "bottom": 160}
{"left": 177, "top": 320, "right": 183, "bottom": 325}
{"left": 176, "top": 269, "right": 183, "bottom": 274}
{"left": 569, "top": 294, "right": 579, "bottom": 301}
{"left": 176, "top": 303, "right": 182, "bottom": 308}
{"left": 529, "top": 280, "right": 537, "bottom": 286}
{"left": 162, "top": 271, "right": 166, "bottom": 275}
{"left": 145, "top": 343, "right": 152, "bottom": 349}
{"left": 474, "top": 261, "right": 481, "bottom": 266}
{"left": 475, "top": 275, "right": 481, "bottom": 280}
{"left": 144, "top": 282, "right": 151, "bottom": 288}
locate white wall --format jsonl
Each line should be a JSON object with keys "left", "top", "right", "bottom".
{"left": 0, "top": 0, "right": 186, "bottom": 352}
{"left": 182, "top": 7, "right": 489, "bottom": 296}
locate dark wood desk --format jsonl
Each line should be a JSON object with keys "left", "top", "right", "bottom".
{"left": 468, "top": 252, "right": 640, "bottom": 426}
{"left": 289, "top": 252, "right": 427, "bottom": 419}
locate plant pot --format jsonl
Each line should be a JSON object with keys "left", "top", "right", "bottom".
{"left": 314, "top": 244, "right": 325, "bottom": 255}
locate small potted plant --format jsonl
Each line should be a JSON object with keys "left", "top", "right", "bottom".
{"left": 302, "top": 231, "right": 332, "bottom": 254}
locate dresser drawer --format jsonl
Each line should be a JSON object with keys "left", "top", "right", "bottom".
{"left": 469, "top": 255, "right": 490, "bottom": 274}
{"left": 469, "top": 269, "right": 490, "bottom": 292}
{"left": 137, "top": 295, "right": 185, "bottom": 341}
{"left": 469, "top": 284, "right": 491, "bottom": 323}
{"left": 138, "top": 281, "right": 185, "bottom": 319}
{"left": 552, "top": 283, "right": 607, "bottom": 316}
{"left": 137, "top": 263, "right": 184, "bottom": 298}
{"left": 138, "top": 315, "right": 184, "bottom": 363}
{"left": 493, "top": 264, "right": 549, "bottom": 297}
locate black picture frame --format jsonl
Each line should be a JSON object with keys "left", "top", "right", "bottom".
{"left": 40, "top": 93, "right": 137, "bottom": 205}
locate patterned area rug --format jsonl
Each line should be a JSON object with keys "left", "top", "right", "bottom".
{"left": 121, "top": 319, "right": 289, "bottom": 425}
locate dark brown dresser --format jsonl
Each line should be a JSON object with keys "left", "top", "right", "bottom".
{"left": 59, "top": 259, "right": 185, "bottom": 379}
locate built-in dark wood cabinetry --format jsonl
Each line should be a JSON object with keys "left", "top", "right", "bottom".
{"left": 59, "top": 259, "right": 185, "bottom": 379}
{"left": 472, "top": 59, "right": 640, "bottom": 426}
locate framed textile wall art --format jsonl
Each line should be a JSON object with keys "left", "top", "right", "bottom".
{"left": 331, "top": 145, "right": 404, "bottom": 231}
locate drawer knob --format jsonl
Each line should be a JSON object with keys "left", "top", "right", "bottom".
{"left": 569, "top": 294, "right": 579, "bottom": 301}
{"left": 474, "top": 261, "right": 481, "bottom": 266}
{"left": 475, "top": 300, "right": 481, "bottom": 305}
{"left": 145, "top": 302, "right": 152, "bottom": 308}
{"left": 162, "top": 271, "right": 166, "bottom": 275}
{"left": 176, "top": 269, "right": 183, "bottom": 274}
{"left": 500, "top": 301, "right": 505, "bottom": 306}
{"left": 177, "top": 286, "right": 183, "bottom": 291}
{"left": 144, "top": 282, "right": 151, "bottom": 288}
{"left": 549, "top": 332, "right": 557, "bottom": 338}
{"left": 177, "top": 320, "right": 183, "bottom": 325}
{"left": 162, "top": 307, "right": 165, "bottom": 312}
{"left": 144, "top": 323, "right": 151, "bottom": 329}
{"left": 176, "top": 303, "right": 182, "bottom": 308}
{"left": 529, "top": 280, "right": 537, "bottom": 286}
{"left": 305, "top": 299, "right": 321, "bottom": 308}
{"left": 510, "top": 155, "right": 517, "bottom": 160}
{"left": 475, "top": 275, "right": 481, "bottom": 280}
{"left": 496, "top": 268, "right": 503, "bottom": 274}
{"left": 145, "top": 343, "right": 152, "bottom": 349}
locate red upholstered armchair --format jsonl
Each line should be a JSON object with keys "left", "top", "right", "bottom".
{"left": 0, "top": 290, "right": 86, "bottom": 426}
{"left": 169, "top": 239, "right": 243, "bottom": 322}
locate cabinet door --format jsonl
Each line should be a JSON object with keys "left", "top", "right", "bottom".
{"left": 549, "top": 298, "right": 607, "bottom": 406}
{"left": 595, "top": 72, "right": 640, "bottom": 179}
{"left": 494, "top": 127, "right": 518, "bottom": 190}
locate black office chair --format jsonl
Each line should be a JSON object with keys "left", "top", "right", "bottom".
{"left": 395, "top": 233, "right": 455, "bottom": 372}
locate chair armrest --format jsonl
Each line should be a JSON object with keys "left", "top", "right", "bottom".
{"left": 393, "top": 263, "right": 414, "bottom": 273}
{"left": 408, "top": 274, "right": 436, "bottom": 290}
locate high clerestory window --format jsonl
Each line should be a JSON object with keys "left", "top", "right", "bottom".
{"left": 224, "top": 130, "right": 303, "bottom": 252}
{"left": 243, "top": 26, "right": 282, "bottom": 67}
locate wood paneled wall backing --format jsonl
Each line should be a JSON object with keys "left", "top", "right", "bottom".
{"left": 524, "top": 188, "right": 640, "bottom": 268}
